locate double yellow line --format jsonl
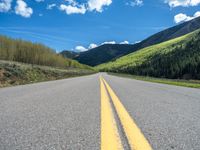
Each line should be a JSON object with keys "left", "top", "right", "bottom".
{"left": 100, "top": 76, "right": 152, "bottom": 150}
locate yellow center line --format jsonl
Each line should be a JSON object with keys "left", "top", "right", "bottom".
{"left": 102, "top": 77, "right": 152, "bottom": 150}
{"left": 100, "top": 77, "right": 123, "bottom": 150}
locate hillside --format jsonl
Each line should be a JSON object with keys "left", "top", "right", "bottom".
{"left": 97, "top": 29, "right": 200, "bottom": 80}
{"left": 0, "top": 35, "right": 89, "bottom": 70}
{"left": 75, "top": 44, "right": 138, "bottom": 66}
{"left": 60, "top": 50, "right": 79, "bottom": 59}
{"left": 75, "top": 16, "right": 200, "bottom": 66}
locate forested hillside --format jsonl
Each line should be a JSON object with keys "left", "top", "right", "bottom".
{"left": 0, "top": 36, "right": 89, "bottom": 69}
{"left": 75, "top": 16, "right": 200, "bottom": 66}
{"left": 97, "top": 29, "right": 200, "bottom": 79}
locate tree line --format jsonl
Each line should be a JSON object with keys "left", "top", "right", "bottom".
{"left": 0, "top": 35, "right": 87, "bottom": 69}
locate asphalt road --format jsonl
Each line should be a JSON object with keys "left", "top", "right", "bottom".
{"left": 0, "top": 73, "right": 200, "bottom": 150}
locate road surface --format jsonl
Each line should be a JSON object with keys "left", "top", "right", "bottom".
{"left": 0, "top": 73, "right": 200, "bottom": 150}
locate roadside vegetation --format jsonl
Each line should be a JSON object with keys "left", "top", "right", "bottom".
{"left": 97, "top": 29, "right": 200, "bottom": 80}
{"left": 0, "top": 60, "right": 94, "bottom": 88}
{"left": 109, "top": 73, "right": 200, "bottom": 88}
{"left": 0, "top": 35, "right": 95, "bottom": 87}
{"left": 0, "top": 35, "right": 90, "bottom": 69}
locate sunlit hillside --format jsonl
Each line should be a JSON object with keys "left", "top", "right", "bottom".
{"left": 97, "top": 29, "right": 200, "bottom": 79}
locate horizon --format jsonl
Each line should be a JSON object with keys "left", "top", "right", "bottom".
{"left": 0, "top": 0, "right": 200, "bottom": 52}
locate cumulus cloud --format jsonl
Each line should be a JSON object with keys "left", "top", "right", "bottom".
{"left": 47, "top": 3, "right": 56, "bottom": 10}
{"left": 165, "top": 0, "right": 200, "bottom": 7}
{"left": 102, "top": 41, "right": 116, "bottom": 45}
{"left": 174, "top": 11, "right": 200, "bottom": 23}
{"left": 75, "top": 40, "right": 132, "bottom": 51}
{"left": 134, "top": 40, "right": 141, "bottom": 44}
{"left": 75, "top": 43, "right": 97, "bottom": 51}
{"left": 174, "top": 13, "right": 192, "bottom": 23}
{"left": 194, "top": 11, "right": 200, "bottom": 17}
{"left": 0, "top": 0, "right": 12, "bottom": 12}
{"left": 60, "top": 4, "right": 86, "bottom": 15}
{"left": 129, "top": 0, "right": 143, "bottom": 7}
{"left": 59, "top": 0, "right": 112, "bottom": 15}
{"left": 65, "top": 0, "right": 77, "bottom": 5}
{"left": 87, "top": 0, "right": 112, "bottom": 12}
{"left": 89, "top": 43, "right": 98, "bottom": 49}
{"left": 120, "top": 41, "right": 129, "bottom": 44}
{"left": 89, "top": 41, "right": 117, "bottom": 49}
{"left": 75, "top": 46, "right": 88, "bottom": 52}
{"left": 15, "top": 0, "right": 33, "bottom": 18}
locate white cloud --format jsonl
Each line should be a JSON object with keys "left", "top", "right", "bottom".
{"left": 59, "top": 0, "right": 113, "bottom": 15}
{"left": 129, "top": 0, "right": 143, "bottom": 7}
{"left": 65, "top": 0, "right": 77, "bottom": 6}
{"left": 134, "top": 40, "right": 141, "bottom": 44}
{"left": 15, "top": 0, "right": 33, "bottom": 18}
{"left": 0, "top": 0, "right": 12, "bottom": 12}
{"left": 59, "top": 0, "right": 87, "bottom": 15}
{"left": 0, "top": 0, "right": 113, "bottom": 14}
{"left": 47, "top": 3, "right": 56, "bottom": 10}
{"left": 75, "top": 46, "right": 88, "bottom": 52}
{"left": 194, "top": 11, "right": 200, "bottom": 17}
{"left": 87, "top": 0, "right": 112, "bottom": 12}
{"left": 60, "top": 4, "right": 86, "bottom": 15}
{"left": 89, "top": 43, "right": 98, "bottom": 49}
{"left": 165, "top": 0, "right": 200, "bottom": 7}
{"left": 75, "top": 40, "right": 132, "bottom": 51}
{"left": 174, "top": 13, "right": 192, "bottom": 23}
{"left": 120, "top": 41, "right": 129, "bottom": 44}
{"left": 174, "top": 11, "right": 200, "bottom": 23}
{"left": 102, "top": 41, "right": 116, "bottom": 45}
{"left": 75, "top": 43, "right": 97, "bottom": 51}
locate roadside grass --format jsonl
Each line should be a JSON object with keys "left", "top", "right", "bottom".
{"left": 108, "top": 72, "right": 200, "bottom": 88}
{"left": 0, "top": 60, "right": 95, "bottom": 88}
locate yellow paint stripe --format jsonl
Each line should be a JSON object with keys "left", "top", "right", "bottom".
{"left": 100, "top": 77, "right": 123, "bottom": 150}
{"left": 102, "top": 77, "right": 152, "bottom": 150}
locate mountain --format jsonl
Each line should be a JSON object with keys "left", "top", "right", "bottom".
{"left": 97, "top": 29, "right": 200, "bottom": 80}
{"left": 75, "top": 44, "right": 139, "bottom": 66}
{"left": 60, "top": 50, "right": 79, "bottom": 59}
{"left": 140, "top": 16, "right": 200, "bottom": 47}
{"left": 75, "top": 16, "right": 200, "bottom": 66}
{"left": 0, "top": 35, "right": 89, "bottom": 70}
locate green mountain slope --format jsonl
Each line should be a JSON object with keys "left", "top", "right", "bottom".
{"left": 75, "top": 17, "right": 200, "bottom": 66}
{"left": 0, "top": 35, "right": 89, "bottom": 70}
{"left": 97, "top": 29, "right": 200, "bottom": 79}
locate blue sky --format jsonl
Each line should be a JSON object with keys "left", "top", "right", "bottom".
{"left": 0, "top": 0, "right": 200, "bottom": 52}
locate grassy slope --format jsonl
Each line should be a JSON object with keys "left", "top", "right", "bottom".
{"left": 109, "top": 73, "right": 200, "bottom": 88}
{"left": 97, "top": 29, "right": 200, "bottom": 79}
{"left": 97, "top": 32, "right": 191, "bottom": 70}
{"left": 0, "top": 60, "right": 95, "bottom": 88}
